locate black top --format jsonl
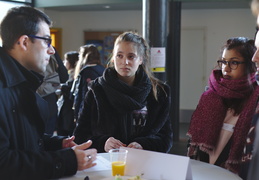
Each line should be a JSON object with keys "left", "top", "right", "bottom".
{"left": 74, "top": 67, "right": 173, "bottom": 153}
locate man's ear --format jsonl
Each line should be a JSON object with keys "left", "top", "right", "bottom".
{"left": 16, "top": 35, "right": 30, "bottom": 50}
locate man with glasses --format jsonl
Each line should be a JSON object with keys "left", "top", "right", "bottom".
{"left": 242, "top": 1, "right": 259, "bottom": 179}
{"left": 0, "top": 6, "right": 97, "bottom": 179}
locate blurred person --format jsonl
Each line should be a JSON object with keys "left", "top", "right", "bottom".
{"left": 187, "top": 37, "right": 259, "bottom": 174}
{"left": 242, "top": 0, "right": 259, "bottom": 179}
{"left": 57, "top": 51, "right": 79, "bottom": 136}
{"left": 71, "top": 44, "right": 105, "bottom": 121}
{"left": 37, "top": 48, "right": 68, "bottom": 135}
{"left": 74, "top": 31, "right": 173, "bottom": 153}
{"left": 64, "top": 51, "right": 79, "bottom": 82}
{"left": 0, "top": 6, "right": 97, "bottom": 179}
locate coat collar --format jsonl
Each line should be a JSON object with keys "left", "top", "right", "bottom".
{"left": 0, "top": 47, "right": 43, "bottom": 90}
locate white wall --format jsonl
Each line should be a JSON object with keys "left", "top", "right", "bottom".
{"left": 45, "top": 8, "right": 256, "bottom": 75}
{"left": 44, "top": 8, "right": 256, "bottom": 112}
{"left": 180, "top": 9, "right": 256, "bottom": 110}
{"left": 45, "top": 10, "right": 142, "bottom": 55}
{"left": 182, "top": 9, "right": 256, "bottom": 78}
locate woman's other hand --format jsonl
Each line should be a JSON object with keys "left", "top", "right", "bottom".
{"left": 127, "top": 142, "right": 143, "bottom": 149}
{"left": 104, "top": 137, "right": 126, "bottom": 152}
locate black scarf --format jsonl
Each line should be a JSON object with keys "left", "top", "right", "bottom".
{"left": 98, "top": 67, "right": 152, "bottom": 113}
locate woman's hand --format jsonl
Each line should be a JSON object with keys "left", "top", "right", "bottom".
{"left": 104, "top": 137, "right": 126, "bottom": 152}
{"left": 127, "top": 142, "right": 143, "bottom": 149}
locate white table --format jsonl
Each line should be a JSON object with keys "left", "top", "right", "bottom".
{"left": 59, "top": 153, "right": 242, "bottom": 180}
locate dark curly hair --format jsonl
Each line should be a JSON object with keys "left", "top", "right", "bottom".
{"left": 220, "top": 37, "right": 256, "bottom": 74}
{"left": 219, "top": 37, "right": 257, "bottom": 115}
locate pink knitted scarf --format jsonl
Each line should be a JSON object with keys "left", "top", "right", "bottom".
{"left": 187, "top": 70, "right": 259, "bottom": 173}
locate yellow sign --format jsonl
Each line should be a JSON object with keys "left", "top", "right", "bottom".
{"left": 151, "top": 67, "right": 165, "bottom": 72}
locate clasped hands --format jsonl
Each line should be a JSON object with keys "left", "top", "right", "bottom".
{"left": 104, "top": 137, "right": 143, "bottom": 152}
{"left": 62, "top": 136, "right": 97, "bottom": 170}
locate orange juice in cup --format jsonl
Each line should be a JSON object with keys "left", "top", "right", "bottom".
{"left": 111, "top": 161, "right": 126, "bottom": 176}
{"left": 109, "top": 149, "right": 128, "bottom": 176}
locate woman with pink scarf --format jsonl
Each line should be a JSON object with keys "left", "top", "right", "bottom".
{"left": 187, "top": 37, "right": 259, "bottom": 175}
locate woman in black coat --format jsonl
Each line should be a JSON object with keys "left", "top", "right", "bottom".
{"left": 74, "top": 32, "right": 173, "bottom": 153}
{"left": 71, "top": 44, "right": 105, "bottom": 121}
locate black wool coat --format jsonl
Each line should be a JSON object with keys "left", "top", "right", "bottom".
{"left": 0, "top": 47, "right": 77, "bottom": 180}
{"left": 74, "top": 77, "right": 173, "bottom": 153}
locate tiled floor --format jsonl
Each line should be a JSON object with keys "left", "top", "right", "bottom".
{"left": 169, "top": 123, "right": 189, "bottom": 156}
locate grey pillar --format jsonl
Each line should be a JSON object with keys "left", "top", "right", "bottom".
{"left": 143, "top": 0, "right": 168, "bottom": 81}
{"left": 167, "top": 1, "right": 181, "bottom": 141}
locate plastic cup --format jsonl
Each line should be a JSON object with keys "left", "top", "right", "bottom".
{"left": 109, "top": 149, "right": 128, "bottom": 176}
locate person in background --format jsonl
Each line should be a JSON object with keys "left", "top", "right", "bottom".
{"left": 241, "top": 0, "right": 259, "bottom": 179}
{"left": 71, "top": 44, "right": 105, "bottom": 121}
{"left": 37, "top": 47, "right": 68, "bottom": 135}
{"left": 56, "top": 51, "right": 79, "bottom": 136}
{"left": 73, "top": 31, "right": 173, "bottom": 153}
{"left": 64, "top": 51, "right": 79, "bottom": 82}
{"left": 0, "top": 6, "right": 97, "bottom": 179}
{"left": 187, "top": 37, "right": 259, "bottom": 175}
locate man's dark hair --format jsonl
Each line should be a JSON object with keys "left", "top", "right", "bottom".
{"left": 0, "top": 6, "right": 52, "bottom": 50}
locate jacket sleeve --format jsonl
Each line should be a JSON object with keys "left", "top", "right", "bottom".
{"left": 0, "top": 102, "right": 77, "bottom": 179}
{"left": 0, "top": 124, "right": 77, "bottom": 180}
{"left": 74, "top": 87, "right": 110, "bottom": 152}
{"left": 54, "top": 47, "right": 68, "bottom": 83}
{"left": 132, "top": 84, "right": 173, "bottom": 153}
{"left": 43, "top": 134, "right": 66, "bottom": 151}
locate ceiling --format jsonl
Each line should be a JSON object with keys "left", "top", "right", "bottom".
{"left": 42, "top": 2, "right": 142, "bottom": 11}
{"left": 36, "top": 0, "right": 251, "bottom": 12}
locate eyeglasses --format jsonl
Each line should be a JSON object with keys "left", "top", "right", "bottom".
{"left": 27, "top": 35, "right": 52, "bottom": 47}
{"left": 217, "top": 60, "right": 245, "bottom": 70}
